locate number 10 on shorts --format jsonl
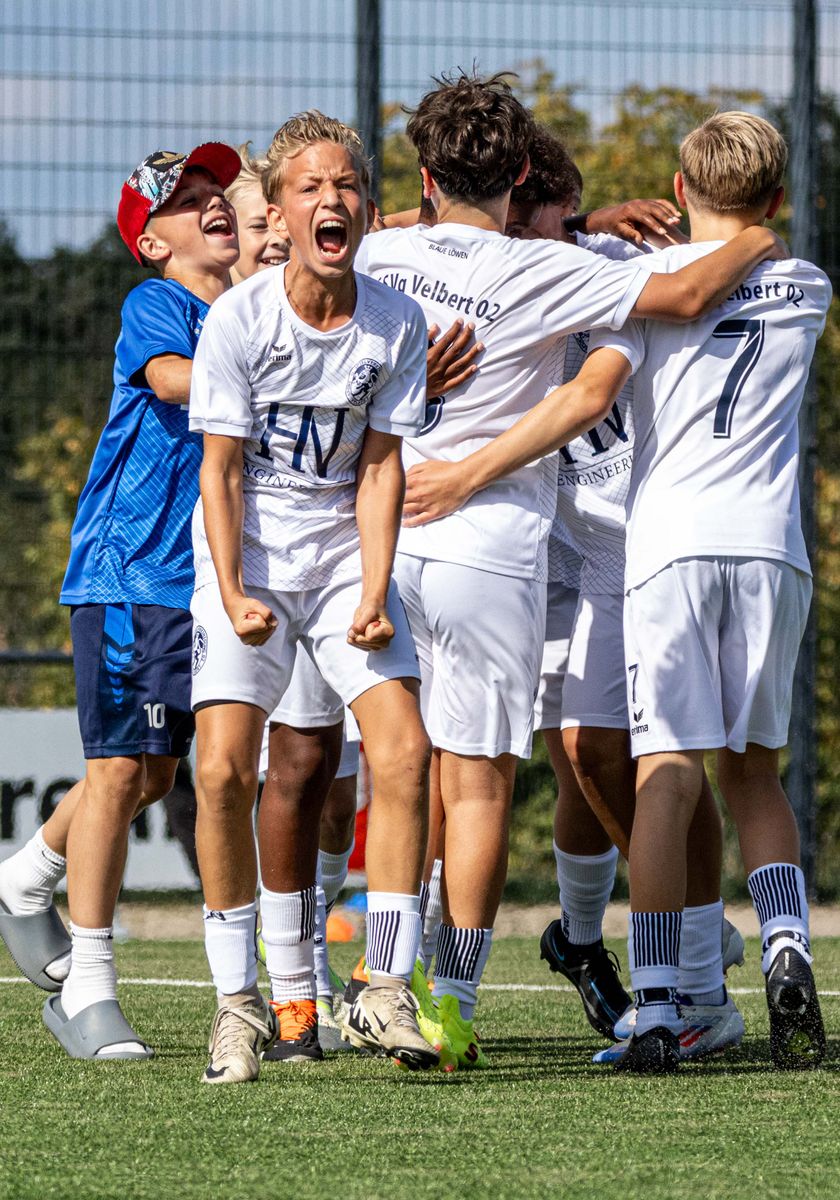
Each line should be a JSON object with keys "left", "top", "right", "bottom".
{"left": 144, "top": 702, "right": 166, "bottom": 729}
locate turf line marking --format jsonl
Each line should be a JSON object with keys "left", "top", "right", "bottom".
{"left": 2, "top": 976, "right": 840, "bottom": 997}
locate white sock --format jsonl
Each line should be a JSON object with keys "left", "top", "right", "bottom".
{"left": 0, "top": 829, "right": 66, "bottom": 915}
{"left": 313, "top": 885, "right": 332, "bottom": 999}
{"left": 318, "top": 846, "right": 353, "bottom": 911}
{"left": 203, "top": 900, "right": 259, "bottom": 996}
{"left": 260, "top": 885, "right": 317, "bottom": 1003}
{"left": 61, "top": 924, "right": 116, "bottom": 1019}
{"left": 628, "top": 911, "right": 683, "bottom": 1035}
{"left": 554, "top": 843, "right": 618, "bottom": 945}
{"left": 433, "top": 924, "right": 494, "bottom": 1020}
{"left": 366, "top": 891, "right": 421, "bottom": 984}
{"left": 420, "top": 858, "right": 443, "bottom": 973}
{"left": 747, "top": 862, "right": 811, "bottom": 972}
{"left": 678, "top": 899, "right": 725, "bottom": 1003}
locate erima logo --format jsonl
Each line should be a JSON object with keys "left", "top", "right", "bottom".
{"left": 633, "top": 708, "right": 644, "bottom": 723}
{"left": 631, "top": 723, "right": 649, "bottom": 736}
{"left": 268, "top": 349, "right": 292, "bottom": 365}
{"left": 205, "top": 910, "right": 227, "bottom": 921}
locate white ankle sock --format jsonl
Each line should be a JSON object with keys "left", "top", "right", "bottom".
{"left": 678, "top": 900, "right": 725, "bottom": 1001}
{"left": 0, "top": 830, "right": 66, "bottom": 915}
{"left": 433, "top": 924, "right": 494, "bottom": 1020}
{"left": 61, "top": 924, "right": 116, "bottom": 1020}
{"left": 747, "top": 862, "right": 811, "bottom": 972}
{"left": 554, "top": 843, "right": 618, "bottom": 945}
{"left": 366, "top": 892, "right": 421, "bottom": 983}
{"left": 203, "top": 900, "right": 259, "bottom": 996}
{"left": 318, "top": 846, "right": 353, "bottom": 910}
{"left": 420, "top": 858, "right": 443, "bottom": 973}
{"left": 260, "top": 885, "right": 316, "bottom": 1003}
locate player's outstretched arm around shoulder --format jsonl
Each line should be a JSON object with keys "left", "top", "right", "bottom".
{"left": 631, "top": 226, "right": 788, "bottom": 322}
{"left": 199, "top": 433, "right": 277, "bottom": 646}
{"left": 349, "top": 428, "right": 404, "bottom": 651}
{"left": 403, "top": 348, "right": 631, "bottom": 527}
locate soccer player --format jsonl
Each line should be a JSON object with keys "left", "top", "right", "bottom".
{"left": 33, "top": 144, "right": 240, "bottom": 1060}
{"left": 188, "top": 111, "right": 436, "bottom": 1084}
{"left": 355, "top": 71, "right": 786, "bottom": 1064}
{"left": 226, "top": 142, "right": 290, "bottom": 280}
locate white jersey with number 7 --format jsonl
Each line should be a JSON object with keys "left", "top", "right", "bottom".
{"left": 590, "top": 242, "right": 831, "bottom": 593}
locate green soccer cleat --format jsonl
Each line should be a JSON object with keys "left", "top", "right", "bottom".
{"left": 409, "top": 961, "right": 457, "bottom": 1072}
{"left": 436, "top": 992, "right": 489, "bottom": 1069}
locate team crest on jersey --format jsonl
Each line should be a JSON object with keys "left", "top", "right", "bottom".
{"left": 346, "top": 358, "right": 382, "bottom": 406}
{"left": 192, "top": 625, "right": 208, "bottom": 674}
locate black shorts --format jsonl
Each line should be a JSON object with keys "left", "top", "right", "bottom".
{"left": 71, "top": 603, "right": 195, "bottom": 759}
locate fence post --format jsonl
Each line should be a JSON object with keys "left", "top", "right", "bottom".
{"left": 787, "top": 0, "right": 819, "bottom": 893}
{"left": 356, "top": 0, "right": 382, "bottom": 199}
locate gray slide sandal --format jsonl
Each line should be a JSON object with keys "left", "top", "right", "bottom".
{"left": 43, "top": 995, "right": 154, "bottom": 1060}
{"left": 0, "top": 902, "right": 72, "bottom": 991}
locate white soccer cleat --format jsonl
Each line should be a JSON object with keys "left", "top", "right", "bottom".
{"left": 342, "top": 984, "right": 440, "bottom": 1070}
{"left": 678, "top": 991, "right": 745, "bottom": 1060}
{"left": 202, "top": 991, "right": 278, "bottom": 1084}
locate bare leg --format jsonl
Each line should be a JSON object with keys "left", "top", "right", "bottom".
{"left": 562, "top": 726, "right": 635, "bottom": 857}
{"left": 717, "top": 745, "right": 800, "bottom": 873}
{"left": 438, "top": 750, "right": 517, "bottom": 928}
{"left": 258, "top": 721, "right": 342, "bottom": 892}
{"left": 319, "top": 773, "right": 358, "bottom": 855}
{"left": 684, "top": 772, "right": 723, "bottom": 907}
{"left": 630, "top": 751, "right": 705, "bottom": 912}
{"left": 350, "top": 679, "right": 431, "bottom": 895}
{"left": 547, "top": 728, "right": 614, "bottom": 856}
{"left": 194, "top": 702, "right": 265, "bottom": 910}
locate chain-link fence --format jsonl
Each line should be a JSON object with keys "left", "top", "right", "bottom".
{"left": 2, "top": 0, "right": 839, "bottom": 888}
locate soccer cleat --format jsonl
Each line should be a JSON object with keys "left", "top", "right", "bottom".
{"left": 342, "top": 955, "right": 369, "bottom": 1008}
{"left": 540, "top": 920, "right": 632, "bottom": 1041}
{"left": 341, "top": 984, "right": 440, "bottom": 1070}
{"left": 678, "top": 991, "right": 745, "bottom": 1060}
{"left": 202, "top": 991, "right": 278, "bottom": 1084}
{"left": 316, "top": 994, "right": 354, "bottom": 1052}
{"left": 436, "top": 993, "right": 489, "bottom": 1069}
{"left": 615, "top": 917, "right": 747, "bottom": 1041}
{"left": 722, "top": 917, "right": 745, "bottom": 972}
{"left": 594, "top": 1026, "right": 680, "bottom": 1074}
{"left": 765, "top": 943, "right": 826, "bottom": 1070}
{"left": 263, "top": 999, "right": 323, "bottom": 1063}
{"left": 408, "top": 962, "right": 457, "bottom": 1072}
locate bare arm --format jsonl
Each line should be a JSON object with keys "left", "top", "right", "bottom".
{"left": 349, "top": 428, "right": 406, "bottom": 650}
{"left": 199, "top": 432, "right": 276, "bottom": 645}
{"left": 567, "top": 199, "right": 686, "bottom": 247}
{"left": 144, "top": 353, "right": 193, "bottom": 404}
{"left": 632, "top": 226, "right": 788, "bottom": 322}
{"left": 403, "top": 349, "right": 631, "bottom": 527}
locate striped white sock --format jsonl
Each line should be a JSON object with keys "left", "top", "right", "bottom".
{"left": 747, "top": 862, "right": 811, "bottom": 971}
{"left": 260, "top": 885, "right": 317, "bottom": 1003}
{"left": 628, "top": 910, "right": 682, "bottom": 1035}
{"left": 366, "top": 892, "right": 421, "bottom": 983}
{"left": 433, "top": 924, "right": 494, "bottom": 1020}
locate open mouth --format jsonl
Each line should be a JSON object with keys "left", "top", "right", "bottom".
{"left": 204, "top": 213, "right": 235, "bottom": 238}
{"left": 315, "top": 219, "right": 348, "bottom": 258}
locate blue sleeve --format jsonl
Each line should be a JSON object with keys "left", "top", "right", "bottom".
{"left": 119, "top": 281, "right": 198, "bottom": 386}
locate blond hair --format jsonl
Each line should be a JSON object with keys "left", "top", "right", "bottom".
{"left": 263, "top": 111, "right": 371, "bottom": 202}
{"left": 225, "top": 142, "right": 269, "bottom": 206}
{"left": 680, "top": 112, "right": 787, "bottom": 212}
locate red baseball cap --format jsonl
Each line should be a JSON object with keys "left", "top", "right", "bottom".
{"left": 117, "top": 142, "right": 242, "bottom": 262}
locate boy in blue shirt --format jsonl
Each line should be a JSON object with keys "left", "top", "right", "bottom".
{"left": 35, "top": 143, "right": 240, "bottom": 1060}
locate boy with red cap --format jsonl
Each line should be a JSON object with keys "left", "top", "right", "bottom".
{"left": 8, "top": 142, "right": 243, "bottom": 1062}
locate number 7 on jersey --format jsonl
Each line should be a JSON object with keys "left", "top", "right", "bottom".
{"left": 711, "top": 318, "right": 765, "bottom": 439}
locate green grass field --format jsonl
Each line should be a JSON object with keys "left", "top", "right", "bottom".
{"left": 1, "top": 935, "right": 839, "bottom": 1200}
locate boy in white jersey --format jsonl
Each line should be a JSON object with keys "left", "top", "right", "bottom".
{"left": 441, "top": 113, "right": 826, "bottom": 1072}
{"left": 356, "top": 71, "right": 786, "bottom": 1062}
{"left": 188, "top": 112, "right": 437, "bottom": 1083}
{"left": 586, "top": 112, "right": 830, "bottom": 1072}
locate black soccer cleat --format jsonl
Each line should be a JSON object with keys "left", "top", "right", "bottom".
{"left": 540, "top": 919, "right": 633, "bottom": 1041}
{"left": 765, "top": 942, "right": 826, "bottom": 1070}
{"left": 613, "top": 1026, "right": 680, "bottom": 1075}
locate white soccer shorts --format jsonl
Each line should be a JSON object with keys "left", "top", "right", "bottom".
{"left": 191, "top": 575, "right": 420, "bottom": 718}
{"left": 534, "top": 582, "right": 579, "bottom": 731}
{"left": 561, "top": 591, "right": 629, "bottom": 731}
{"left": 394, "top": 553, "right": 546, "bottom": 759}
{"left": 623, "top": 556, "right": 811, "bottom": 757}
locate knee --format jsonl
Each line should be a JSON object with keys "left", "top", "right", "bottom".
{"left": 563, "top": 727, "right": 618, "bottom": 779}
{"left": 368, "top": 726, "right": 432, "bottom": 789}
{"left": 141, "top": 759, "right": 179, "bottom": 806}
{"left": 85, "top": 758, "right": 146, "bottom": 812}
{"left": 195, "top": 756, "right": 258, "bottom": 818}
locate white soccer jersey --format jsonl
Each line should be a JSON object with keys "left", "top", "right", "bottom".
{"left": 355, "top": 224, "right": 649, "bottom": 580}
{"left": 547, "top": 233, "right": 647, "bottom": 592}
{"left": 189, "top": 265, "right": 428, "bottom": 591}
{"left": 590, "top": 243, "right": 831, "bottom": 591}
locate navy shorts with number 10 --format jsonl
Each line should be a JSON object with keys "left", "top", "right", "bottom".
{"left": 71, "top": 603, "right": 195, "bottom": 759}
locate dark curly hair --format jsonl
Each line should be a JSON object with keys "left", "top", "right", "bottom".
{"left": 511, "top": 126, "right": 582, "bottom": 208}
{"left": 406, "top": 71, "right": 535, "bottom": 202}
